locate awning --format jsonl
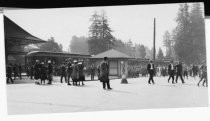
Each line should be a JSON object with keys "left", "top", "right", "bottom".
{"left": 4, "top": 15, "right": 46, "bottom": 46}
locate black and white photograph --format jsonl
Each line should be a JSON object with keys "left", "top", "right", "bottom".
{"left": 2, "top": 2, "right": 208, "bottom": 115}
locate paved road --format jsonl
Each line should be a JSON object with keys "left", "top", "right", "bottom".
{"left": 7, "top": 76, "right": 208, "bottom": 115}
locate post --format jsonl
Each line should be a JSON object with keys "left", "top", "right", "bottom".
{"left": 153, "top": 18, "right": 156, "bottom": 62}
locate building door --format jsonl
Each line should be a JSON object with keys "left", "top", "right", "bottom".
{"left": 109, "top": 60, "right": 118, "bottom": 76}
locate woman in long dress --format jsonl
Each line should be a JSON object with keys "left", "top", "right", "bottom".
{"left": 71, "top": 60, "right": 79, "bottom": 85}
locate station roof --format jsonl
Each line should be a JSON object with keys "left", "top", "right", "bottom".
{"left": 4, "top": 15, "right": 46, "bottom": 46}
{"left": 91, "top": 49, "right": 132, "bottom": 59}
{"left": 26, "top": 51, "right": 91, "bottom": 58}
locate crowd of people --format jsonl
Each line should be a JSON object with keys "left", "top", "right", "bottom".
{"left": 6, "top": 63, "right": 22, "bottom": 83}
{"left": 128, "top": 63, "right": 201, "bottom": 78}
{"left": 26, "top": 59, "right": 87, "bottom": 86}
{"left": 146, "top": 60, "right": 208, "bottom": 87}
{"left": 6, "top": 57, "right": 207, "bottom": 88}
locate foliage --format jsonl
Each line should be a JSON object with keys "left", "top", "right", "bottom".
{"left": 164, "top": 3, "right": 205, "bottom": 64}
{"left": 157, "top": 48, "right": 164, "bottom": 60}
{"left": 39, "top": 37, "right": 63, "bottom": 52}
{"left": 69, "top": 36, "right": 89, "bottom": 54}
{"left": 88, "top": 10, "right": 114, "bottom": 55}
{"left": 163, "top": 31, "right": 173, "bottom": 59}
{"left": 138, "top": 45, "right": 146, "bottom": 58}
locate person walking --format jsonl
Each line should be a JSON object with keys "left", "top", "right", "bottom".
{"left": 168, "top": 60, "right": 175, "bottom": 84}
{"left": 197, "top": 62, "right": 208, "bottom": 87}
{"left": 175, "top": 61, "right": 185, "bottom": 84}
{"left": 98, "top": 57, "right": 112, "bottom": 90}
{"left": 147, "top": 60, "right": 155, "bottom": 84}
{"left": 192, "top": 64, "right": 197, "bottom": 79}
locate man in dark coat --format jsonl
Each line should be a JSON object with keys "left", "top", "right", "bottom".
{"left": 175, "top": 61, "right": 185, "bottom": 84}
{"left": 99, "top": 57, "right": 112, "bottom": 90}
{"left": 34, "top": 60, "right": 41, "bottom": 80}
{"left": 6, "top": 64, "right": 14, "bottom": 83}
{"left": 40, "top": 62, "right": 47, "bottom": 84}
{"left": 60, "top": 62, "right": 67, "bottom": 83}
{"left": 47, "top": 60, "right": 53, "bottom": 84}
{"left": 168, "top": 60, "right": 175, "bottom": 84}
{"left": 192, "top": 65, "right": 197, "bottom": 78}
{"left": 147, "top": 60, "right": 155, "bottom": 84}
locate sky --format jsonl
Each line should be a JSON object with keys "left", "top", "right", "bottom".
{"left": 3, "top": 2, "right": 204, "bottom": 54}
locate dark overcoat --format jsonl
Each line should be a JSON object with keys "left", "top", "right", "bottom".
{"left": 99, "top": 61, "right": 109, "bottom": 82}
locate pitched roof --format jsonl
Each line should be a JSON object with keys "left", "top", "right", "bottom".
{"left": 4, "top": 15, "right": 46, "bottom": 45}
{"left": 91, "top": 49, "right": 132, "bottom": 59}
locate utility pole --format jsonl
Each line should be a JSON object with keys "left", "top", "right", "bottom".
{"left": 153, "top": 18, "right": 156, "bottom": 62}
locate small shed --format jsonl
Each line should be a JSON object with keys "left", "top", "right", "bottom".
{"left": 91, "top": 49, "right": 133, "bottom": 77}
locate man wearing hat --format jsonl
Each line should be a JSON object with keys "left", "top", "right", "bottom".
{"left": 99, "top": 57, "right": 112, "bottom": 90}
{"left": 175, "top": 61, "right": 185, "bottom": 84}
{"left": 147, "top": 60, "right": 155, "bottom": 84}
{"left": 168, "top": 60, "right": 175, "bottom": 84}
